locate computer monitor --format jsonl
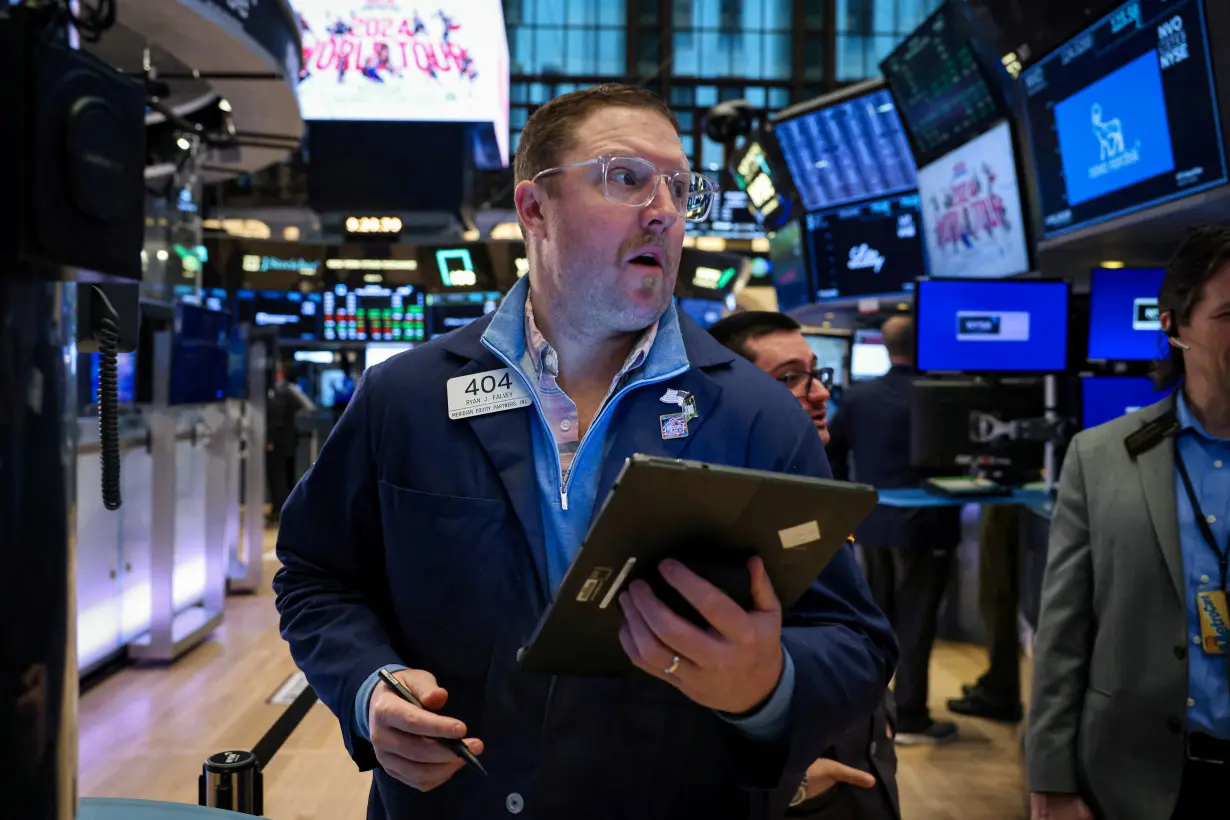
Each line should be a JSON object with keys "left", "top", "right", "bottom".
{"left": 802, "top": 332, "right": 849, "bottom": 388}
{"left": 1020, "top": 0, "right": 1227, "bottom": 239}
{"left": 768, "top": 222, "right": 813, "bottom": 312}
{"left": 879, "top": 1, "right": 1007, "bottom": 168}
{"left": 234, "top": 290, "right": 324, "bottom": 341}
{"left": 365, "top": 343, "right": 413, "bottom": 369}
{"left": 916, "top": 120, "right": 1031, "bottom": 279}
{"left": 808, "top": 193, "right": 925, "bottom": 301}
{"left": 318, "top": 368, "right": 349, "bottom": 408}
{"left": 1081, "top": 376, "right": 1163, "bottom": 429}
{"left": 773, "top": 80, "right": 918, "bottom": 213}
{"left": 909, "top": 378, "right": 1046, "bottom": 475}
{"left": 678, "top": 297, "right": 726, "bottom": 329}
{"left": 168, "top": 302, "right": 230, "bottom": 405}
{"left": 425, "top": 291, "right": 502, "bottom": 339}
{"left": 850, "top": 328, "right": 891, "bottom": 381}
{"left": 915, "top": 278, "right": 1070, "bottom": 373}
{"left": 1086, "top": 267, "right": 1166, "bottom": 361}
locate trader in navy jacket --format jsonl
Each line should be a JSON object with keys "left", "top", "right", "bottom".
{"left": 273, "top": 83, "right": 896, "bottom": 820}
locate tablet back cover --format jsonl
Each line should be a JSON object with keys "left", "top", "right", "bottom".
{"left": 517, "top": 455, "right": 878, "bottom": 677}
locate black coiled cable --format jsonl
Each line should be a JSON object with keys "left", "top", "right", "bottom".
{"left": 96, "top": 311, "right": 122, "bottom": 511}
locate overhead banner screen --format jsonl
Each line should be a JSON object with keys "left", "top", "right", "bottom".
{"left": 294, "top": 0, "right": 509, "bottom": 125}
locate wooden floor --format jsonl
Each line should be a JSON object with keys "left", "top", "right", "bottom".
{"left": 78, "top": 529, "right": 1029, "bottom": 819}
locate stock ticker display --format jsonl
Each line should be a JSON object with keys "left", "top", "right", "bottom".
{"left": 322, "top": 284, "right": 426, "bottom": 342}
{"left": 880, "top": 3, "right": 1004, "bottom": 168}
{"left": 774, "top": 87, "right": 918, "bottom": 213}
{"left": 1020, "top": 0, "right": 1227, "bottom": 239}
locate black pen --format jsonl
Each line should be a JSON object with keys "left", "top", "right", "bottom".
{"left": 376, "top": 668, "right": 487, "bottom": 775}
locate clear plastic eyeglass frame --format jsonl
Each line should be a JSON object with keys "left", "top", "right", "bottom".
{"left": 531, "top": 154, "right": 720, "bottom": 222}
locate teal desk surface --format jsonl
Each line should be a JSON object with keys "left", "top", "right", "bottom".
{"left": 877, "top": 487, "right": 1053, "bottom": 517}
{"left": 79, "top": 798, "right": 263, "bottom": 819}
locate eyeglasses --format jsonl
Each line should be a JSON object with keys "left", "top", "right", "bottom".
{"left": 531, "top": 154, "right": 719, "bottom": 222}
{"left": 776, "top": 367, "right": 834, "bottom": 396}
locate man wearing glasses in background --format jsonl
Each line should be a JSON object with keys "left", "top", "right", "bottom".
{"left": 711, "top": 310, "right": 900, "bottom": 820}
{"left": 274, "top": 84, "right": 896, "bottom": 820}
{"left": 827, "top": 315, "right": 961, "bottom": 746}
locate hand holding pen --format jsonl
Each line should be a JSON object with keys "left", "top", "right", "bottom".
{"left": 369, "top": 668, "right": 486, "bottom": 791}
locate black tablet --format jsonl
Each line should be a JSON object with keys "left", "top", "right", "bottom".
{"left": 516, "top": 454, "right": 879, "bottom": 677}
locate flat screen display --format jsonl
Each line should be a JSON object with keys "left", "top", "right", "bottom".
{"left": 678, "top": 297, "right": 726, "bottom": 328}
{"left": 426, "top": 291, "right": 501, "bottom": 339}
{"left": 234, "top": 290, "right": 323, "bottom": 341}
{"left": 850, "top": 328, "right": 891, "bottom": 381}
{"left": 693, "top": 188, "right": 763, "bottom": 238}
{"left": 768, "top": 222, "right": 813, "bottom": 312}
{"left": 808, "top": 193, "right": 925, "bottom": 301}
{"left": 916, "top": 278, "right": 1070, "bottom": 373}
{"left": 774, "top": 87, "right": 917, "bottom": 213}
{"left": 323, "top": 284, "right": 426, "bottom": 342}
{"left": 730, "top": 139, "right": 793, "bottom": 229}
{"left": 1082, "top": 376, "right": 1161, "bottom": 428}
{"left": 1087, "top": 266, "right": 1166, "bottom": 361}
{"left": 365, "top": 342, "right": 414, "bottom": 368}
{"left": 917, "top": 120, "right": 1031, "bottom": 279}
{"left": 802, "top": 333, "right": 848, "bottom": 387}
{"left": 879, "top": 2, "right": 1006, "bottom": 168}
{"left": 1021, "top": 0, "right": 1227, "bottom": 239}
{"left": 294, "top": 0, "right": 510, "bottom": 132}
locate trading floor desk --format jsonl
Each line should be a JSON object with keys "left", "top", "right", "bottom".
{"left": 871, "top": 486, "right": 1055, "bottom": 640}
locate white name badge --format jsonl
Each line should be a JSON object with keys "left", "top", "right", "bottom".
{"left": 446, "top": 368, "right": 533, "bottom": 420}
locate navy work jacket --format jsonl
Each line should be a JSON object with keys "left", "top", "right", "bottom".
{"left": 273, "top": 310, "right": 897, "bottom": 820}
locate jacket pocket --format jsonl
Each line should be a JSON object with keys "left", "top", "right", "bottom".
{"left": 377, "top": 481, "right": 511, "bottom": 679}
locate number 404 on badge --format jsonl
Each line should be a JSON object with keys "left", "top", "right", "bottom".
{"left": 446, "top": 368, "right": 533, "bottom": 420}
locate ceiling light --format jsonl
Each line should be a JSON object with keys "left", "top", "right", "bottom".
{"left": 1101, "top": 260, "right": 1125, "bottom": 269}
{"left": 176, "top": 137, "right": 191, "bottom": 151}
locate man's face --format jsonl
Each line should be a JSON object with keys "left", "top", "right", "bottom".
{"left": 1169, "top": 262, "right": 1230, "bottom": 400}
{"left": 519, "top": 106, "right": 688, "bottom": 334}
{"left": 745, "top": 330, "right": 832, "bottom": 443}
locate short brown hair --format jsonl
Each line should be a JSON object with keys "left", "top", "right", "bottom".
{"left": 514, "top": 83, "right": 680, "bottom": 184}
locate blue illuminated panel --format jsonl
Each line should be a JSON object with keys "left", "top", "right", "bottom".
{"left": 1087, "top": 267, "right": 1166, "bottom": 361}
{"left": 916, "top": 279, "right": 1069, "bottom": 373}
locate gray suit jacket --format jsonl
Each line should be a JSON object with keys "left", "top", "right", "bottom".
{"left": 1026, "top": 394, "right": 1189, "bottom": 819}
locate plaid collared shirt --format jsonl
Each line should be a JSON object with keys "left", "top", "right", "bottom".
{"left": 523, "top": 297, "right": 657, "bottom": 483}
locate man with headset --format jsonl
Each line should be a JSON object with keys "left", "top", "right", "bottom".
{"left": 1028, "top": 226, "right": 1230, "bottom": 818}
{"left": 710, "top": 310, "right": 900, "bottom": 820}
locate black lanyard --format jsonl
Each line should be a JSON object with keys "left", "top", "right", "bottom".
{"left": 1175, "top": 442, "right": 1230, "bottom": 591}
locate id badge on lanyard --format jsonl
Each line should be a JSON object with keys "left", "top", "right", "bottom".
{"left": 1176, "top": 446, "right": 1230, "bottom": 655}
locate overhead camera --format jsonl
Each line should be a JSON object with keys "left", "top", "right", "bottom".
{"left": 702, "top": 99, "right": 756, "bottom": 145}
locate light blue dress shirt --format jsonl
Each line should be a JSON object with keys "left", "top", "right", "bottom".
{"left": 1175, "top": 390, "right": 1230, "bottom": 740}
{"left": 355, "top": 278, "right": 795, "bottom": 741}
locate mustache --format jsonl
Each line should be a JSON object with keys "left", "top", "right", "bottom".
{"left": 617, "top": 235, "right": 671, "bottom": 262}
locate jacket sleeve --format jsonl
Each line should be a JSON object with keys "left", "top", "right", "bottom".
{"left": 729, "top": 421, "right": 898, "bottom": 795}
{"left": 271, "top": 367, "right": 402, "bottom": 771}
{"left": 1025, "top": 435, "right": 1094, "bottom": 794}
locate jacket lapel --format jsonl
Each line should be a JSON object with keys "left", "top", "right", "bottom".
{"left": 443, "top": 326, "right": 551, "bottom": 608}
{"left": 1133, "top": 396, "right": 1184, "bottom": 602}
